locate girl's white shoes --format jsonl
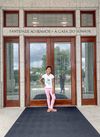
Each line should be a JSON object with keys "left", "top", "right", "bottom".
{"left": 47, "top": 108, "right": 57, "bottom": 112}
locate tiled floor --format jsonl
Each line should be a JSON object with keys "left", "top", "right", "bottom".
{"left": 0, "top": 106, "right": 100, "bottom": 137}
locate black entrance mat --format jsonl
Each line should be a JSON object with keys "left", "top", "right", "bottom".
{"left": 5, "top": 107, "right": 100, "bottom": 137}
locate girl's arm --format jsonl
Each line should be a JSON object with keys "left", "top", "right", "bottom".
{"left": 39, "top": 76, "right": 45, "bottom": 87}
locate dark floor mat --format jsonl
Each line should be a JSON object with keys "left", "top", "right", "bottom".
{"left": 5, "top": 107, "right": 100, "bottom": 137}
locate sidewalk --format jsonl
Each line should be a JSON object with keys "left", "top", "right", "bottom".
{"left": 78, "top": 106, "right": 100, "bottom": 134}
{"left": 0, "top": 107, "right": 24, "bottom": 137}
{"left": 0, "top": 106, "right": 100, "bottom": 137}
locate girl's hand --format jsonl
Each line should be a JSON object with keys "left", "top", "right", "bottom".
{"left": 39, "top": 76, "right": 45, "bottom": 87}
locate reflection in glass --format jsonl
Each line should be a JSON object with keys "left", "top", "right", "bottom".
{"left": 30, "top": 43, "right": 46, "bottom": 100}
{"left": 27, "top": 13, "right": 74, "bottom": 27}
{"left": 6, "top": 43, "right": 19, "bottom": 100}
{"left": 54, "top": 43, "right": 71, "bottom": 99}
{"left": 81, "top": 13, "right": 94, "bottom": 27}
{"left": 6, "top": 13, "right": 19, "bottom": 27}
{"left": 82, "top": 42, "right": 94, "bottom": 99}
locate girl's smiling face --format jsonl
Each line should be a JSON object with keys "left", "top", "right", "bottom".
{"left": 46, "top": 67, "right": 51, "bottom": 75}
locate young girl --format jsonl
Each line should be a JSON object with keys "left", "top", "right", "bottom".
{"left": 40, "top": 66, "right": 57, "bottom": 112}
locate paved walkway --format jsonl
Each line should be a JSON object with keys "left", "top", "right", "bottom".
{"left": 0, "top": 107, "right": 24, "bottom": 137}
{"left": 0, "top": 106, "right": 100, "bottom": 137}
{"left": 78, "top": 106, "right": 100, "bottom": 134}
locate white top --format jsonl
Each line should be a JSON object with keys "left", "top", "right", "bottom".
{"left": 42, "top": 73, "right": 54, "bottom": 88}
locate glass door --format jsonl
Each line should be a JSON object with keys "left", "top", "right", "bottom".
{"left": 25, "top": 38, "right": 49, "bottom": 106}
{"left": 51, "top": 37, "right": 76, "bottom": 105}
{"left": 30, "top": 43, "right": 46, "bottom": 101}
{"left": 54, "top": 42, "right": 71, "bottom": 99}
{"left": 25, "top": 37, "right": 76, "bottom": 106}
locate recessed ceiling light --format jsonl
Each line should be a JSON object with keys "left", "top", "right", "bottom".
{"left": 33, "top": 17, "right": 37, "bottom": 20}
{"left": 61, "top": 21, "right": 68, "bottom": 26}
{"left": 60, "top": 17, "right": 68, "bottom": 26}
{"left": 32, "top": 17, "right": 39, "bottom": 26}
{"left": 32, "top": 21, "right": 39, "bottom": 26}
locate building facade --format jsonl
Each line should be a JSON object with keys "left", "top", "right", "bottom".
{"left": 0, "top": 0, "right": 100, "bottom": 107}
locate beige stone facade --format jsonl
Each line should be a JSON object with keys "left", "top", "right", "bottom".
{"left": 0, "top": 0, "right": 100, "bottom": 107}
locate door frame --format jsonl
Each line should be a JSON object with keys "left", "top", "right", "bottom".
{"left": 25, "top": 36, "right": 76, "bottom": 106}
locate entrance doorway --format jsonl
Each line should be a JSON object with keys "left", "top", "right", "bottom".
{"left": 25, "top": 37, "right": 76, "bottom": 106}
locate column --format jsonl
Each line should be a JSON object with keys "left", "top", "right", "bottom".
{"left": 76, "top": 10, "right": 81, "bottom": 106}
{"left": 19, "top": 9, "right": 25, "bottom": 107}
{"left": 76, "top": 35, "right": 81, "bottom": 106}
{"left": 0, "top": 8, "right": 3, "bottom": 108}
{"left": 96, "top": 6, "right": 100, "bottom": 106}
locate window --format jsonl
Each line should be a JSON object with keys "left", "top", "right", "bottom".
{"left": 81, "top": 37, "right": 97, "bottom": 105}
{"left": 80, "top": 11, "right": 96, "bottom": 27}
{"left": 4, "top": 11, "right": 19, "bottom": 27}
{"left": 24, "top": 11, "right": 75, "bottom": 27}
{"left": 4, "top": 37, "right": 20, "bottom": 107}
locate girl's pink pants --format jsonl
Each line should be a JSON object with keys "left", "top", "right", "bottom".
{"left": 45, "top": 88, "right": 56, "bottom": 109}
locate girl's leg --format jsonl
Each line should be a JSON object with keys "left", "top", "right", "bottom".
{"left": 45, "top": 88, "right": 51, "bottom": 109}
{"left": 49, "top": 89, "right": 56, "bottom": 110}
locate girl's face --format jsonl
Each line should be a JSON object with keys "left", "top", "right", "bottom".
{"left": 46, "top": 67, "right": 51, "bottom": 75}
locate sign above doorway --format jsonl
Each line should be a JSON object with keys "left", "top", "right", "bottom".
{"left": 3, "top": 28, "right": 96, "bottom": 36}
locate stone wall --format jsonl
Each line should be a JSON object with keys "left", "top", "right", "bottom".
{"left": 0, "top": 0, "right": 99, "bottom": 107}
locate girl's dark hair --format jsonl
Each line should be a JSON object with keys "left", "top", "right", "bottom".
{"left": 46, "top": 66, "right": 52, "bottom": 70}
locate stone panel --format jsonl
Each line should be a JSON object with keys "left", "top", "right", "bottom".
{"left": 77, "top": 81, "right": 81, "bottom": 106}
{"left": 20, "top": 0, "right": 50, "bottom": 8}
{"left": 0, "top": 0, "right": 98, "bottom": 9}
{"left": 20, "top": 82, "right": 25, "bottom": 107}
{"left": 50, "top": 0, "right": 77, "bottom": 8}
{"left": 0, "top": 0, "right": 20, "bottom": 8}
{"left": 77, "top": 0, "right": 99, "bottom": 8}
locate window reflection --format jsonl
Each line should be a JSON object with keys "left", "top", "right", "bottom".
{"left": 6, "top": 43, "right": 19, "bottom": 100}
{"left": 6, "top": 14, "right": 18, "bottom": 26}
{"left": 54, "top": 43, "right": 71, "bottom": 99}
{"left": 4, "top": 11, "right": 19, "bottom": 27}
{"left": 26, "top": 12, "right": 74, "bottom": 27}
{"left": 30, "top": 43, "right": 46, "bottom": 100}
{"left": 81, "top": 11, "right": 95, "bottom": 27}
{"left": 82, "top": 42, "right": 94, "bottom": 99}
